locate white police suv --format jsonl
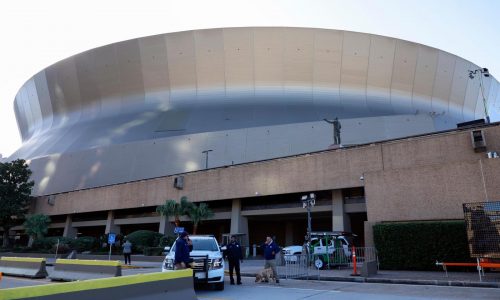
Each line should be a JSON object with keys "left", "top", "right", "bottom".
{"left": 162, "top": 235, "right": 226, "bottom": 290}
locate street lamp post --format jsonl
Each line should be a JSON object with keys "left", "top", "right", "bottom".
{"left": 468, "top": 68, "right": 491, "bottom": 123}
{"left": 301, "top": 193, "right": 316, "bottom": 242}
{"left": 202, "top": 149, "right": 213, "bottom": 169}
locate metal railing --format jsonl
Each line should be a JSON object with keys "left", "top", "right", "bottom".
{"left": 280, "top": 247, "right": 378, "bottom": 280}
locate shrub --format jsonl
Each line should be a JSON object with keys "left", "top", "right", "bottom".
{"left": 125, "top": 230, "right": 164, "bottom": 253}
{"left": 32, "top": 237, "right": 73, "bottom": 251}
{"left": 159, "top": 235, "right": 176, "bottom": 248}
{"left": 143, "top": 246, "right": 165, "bottom": 256}
{"left": 373, "top": 221, "right": 472, "bottom": 271}
{"left": 69, "top": 236, "right": 98, "bottom": 252}
{"left": 50, "top": 243, "right": 70, "bottom": 254}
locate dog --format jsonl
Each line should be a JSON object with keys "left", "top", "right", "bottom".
{"left": 255, "top": 268, "right": 276, "bottom": 283}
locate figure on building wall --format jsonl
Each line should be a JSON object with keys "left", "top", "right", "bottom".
{"left": 324, "top": 117, "right": 342, "bottom": 145}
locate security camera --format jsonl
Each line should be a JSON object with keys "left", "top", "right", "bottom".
{"left": 359, "top": 176, "right": 364, "bottom": 181}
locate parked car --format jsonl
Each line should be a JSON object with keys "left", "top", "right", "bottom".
{"left": 308, "top": 231, "right": 356, "bottom": 269}
{"left": 281, "top": 245, "right": 304, "bottom": 262}
{"left": 162, "top": 235, "right": 226, "bottom": 290}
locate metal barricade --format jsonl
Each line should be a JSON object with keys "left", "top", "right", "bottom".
{"left": 282, "top": 254, "right": 309, "bottom": 279}
{"left": 310, "top": 247, "right": 378, "bottom": 270}
{"left": 282, "top": 247, "right": 378, "bottom": 280}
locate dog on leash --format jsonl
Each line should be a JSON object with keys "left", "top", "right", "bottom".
{"left": 255, "top": 268, "right": 276, "bottom": 283}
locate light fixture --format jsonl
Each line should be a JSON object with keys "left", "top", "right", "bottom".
{"left": 468, "top": 67, "right": 491, "bottom": 123}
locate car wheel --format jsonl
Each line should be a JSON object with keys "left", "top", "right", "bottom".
{"left": 314, "top": 257, "right": 325, "bottom": 269}
{"left": 214, "top": 282, "right": 224, "bottom": 291}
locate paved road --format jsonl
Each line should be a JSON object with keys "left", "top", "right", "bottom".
{"left": 2, "top": 265, "right": 499, "bottom": 299}
{"left": 197, "top": 276, "right": 500, "bottom": 300}
{"left": 0, "top": 276, "right": 48, "bottom": 289}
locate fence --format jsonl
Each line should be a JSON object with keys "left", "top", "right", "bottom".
{"left": 279, "top": 247, "right": 378, "bottom": 280}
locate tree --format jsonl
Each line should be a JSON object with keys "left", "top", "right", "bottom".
{"left": 156, "top": 196, "right": 193, "bottom": 227}
{"left": 24, "top": 214, "right": 51, "bottom": 247}
{"left": 0, "top": 159, "right": 34, "bottom": 247}
{"left": 187, "top": 203, "right": 214, "bottom": 235}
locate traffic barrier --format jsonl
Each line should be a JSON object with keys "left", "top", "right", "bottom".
{"left": 436, "top": 258, "right": 500, "bottom": 282}
{"left": 0, "top": 269, "right": 196, "bottom": 300}
{"left": 351, "top": 246, "right": 359, "bottom": 276}
{"left": 0, "top": 257, "right": 48, "bottom": 278}
{"left": 49, "top": 259, "right": 121, "bottom": 281}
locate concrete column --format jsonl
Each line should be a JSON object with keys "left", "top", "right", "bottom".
{"left": 285, "top": 222, "right": 293, "bottom": 246}
{"left": 105, "top": 211, "right": 120, "bottom": 234}
{"left": 230, "top": 199, "right": 249, "bottom": 247}
{"left": 364, "top": 221, "right": 376, "bottom": 247}
{"left": 332, "top": 190, "right": 349, "bottom": 231}
{"left": 159, "top": 215, "right": 175, "bottom": 236}
{"left": 63, "top": 215, "right": 77, "bottom": 238}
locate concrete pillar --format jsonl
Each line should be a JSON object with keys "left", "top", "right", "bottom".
{"left": 105, "top": 211, "right": 120, "bottom": 235}
{"left": 159, "top": 215, "right": 175, "bottom": 236}
{"left": 285, "top": 222, "right": 293, "bottom": 246}
{"left": 230, "top": 199, "right": 249, "bottom": 247}
{"left": 332, "top": 190, "right": 349, "bottom": 231}
{"left": 63, "top": 215, "right": 77, "bottom": 238}
{"left": 364, "top": 221, "right": 376, "bottom": 247}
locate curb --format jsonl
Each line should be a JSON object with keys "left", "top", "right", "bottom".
{"left": 238, "top": 272, "right": 500, "bottom": 288}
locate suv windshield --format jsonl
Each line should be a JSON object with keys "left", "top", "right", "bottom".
{"left": 171, "top": 238, "right": 219, "bottom": 252}
{"left": 192, "top": 239, "right": 219, "bottom": 251}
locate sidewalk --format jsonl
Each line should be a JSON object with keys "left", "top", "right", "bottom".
{"left": 230, "top": 259, "right": 500, "bottom": 288}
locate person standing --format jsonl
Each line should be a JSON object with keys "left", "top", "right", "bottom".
{"left": 174, "top": 231, "right": 192, "bottom": 269}
{"left": 122, "top": 239, "right": 132, "bottom": 265}
{"left": 261, "top": 236, "right": 280, "bottom": 283}
{"left": 226, "top": 235, "right": 243, "bottom": 285}
{"left": 323, "top": 117, "right": 342, "bottom": 145}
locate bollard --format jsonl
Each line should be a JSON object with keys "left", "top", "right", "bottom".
{"left": 1, "top": 271, "right": 3, "bottom": 281}
{"left": 351, "top": 245, "right": 359, "bottom": 276}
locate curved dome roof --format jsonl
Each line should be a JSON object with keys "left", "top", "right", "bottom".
{"left": 11, "top": 27, "right": 500, "bottom": 195}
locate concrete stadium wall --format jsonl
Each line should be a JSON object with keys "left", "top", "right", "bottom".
{"left": 32, "top": 124, "right": 500, "bottom": 226}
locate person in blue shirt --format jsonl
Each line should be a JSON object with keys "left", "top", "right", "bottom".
{"left": 225, "top": 235, "right": 243, "bottom": 285}
{"left": 122, "top": 239, "right": 132, "bottom": 265}
{"left": 261, "top": 236, "right": 280, "bottom": 283}
{"left": 174, "top": 231, "right": 192, "bottom": 269}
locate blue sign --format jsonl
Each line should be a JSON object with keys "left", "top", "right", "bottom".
{"left": 108, "top": 233, "right": 116, "bottom": 244}
{"left": 174, "top": 227, "right": 184, "bottom": 234}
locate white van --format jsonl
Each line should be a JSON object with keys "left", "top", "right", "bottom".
{"left": 162, "top": 235, "right": 226, "bottom": 290}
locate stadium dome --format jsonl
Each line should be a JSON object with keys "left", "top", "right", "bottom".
{"left": 10, "top": 27, "right": 500, "bottom": 195}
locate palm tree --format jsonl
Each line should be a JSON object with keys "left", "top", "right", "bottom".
{"left": 23, "top": 214, "right": 51, "bottom": 247}
{"left": 187, "top": 203, "right": 214, "bottom": 234}
{"left": 156, "top": 196, "right": 193, "bottom": 227}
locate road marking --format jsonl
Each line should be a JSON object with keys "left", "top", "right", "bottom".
{"left": 255, "top": 286, "right": 340, "bottom": 293}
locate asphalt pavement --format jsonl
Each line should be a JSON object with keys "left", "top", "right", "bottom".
{"left": 114, "top": 256, "right": 500, "bottom": 289}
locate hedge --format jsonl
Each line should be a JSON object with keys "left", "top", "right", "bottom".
{"left": 373, "top": 221, "right": 473, "bottom": 271}
{"left": 124, "top": 230, "right": 163, "bottom": 253}
{"left": 143, "top": 247, "right": 165, "bottom": 256}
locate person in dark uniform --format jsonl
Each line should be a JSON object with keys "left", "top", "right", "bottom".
{"left": 226, "top": 235, "right": 243, "bottom": 285}
{"left": 174, "top": 231, "right": 192, "bottom": 269}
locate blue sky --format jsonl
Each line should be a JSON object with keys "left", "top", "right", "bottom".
{"left": 0, "top": 0, "right": 499, "bottom": 158}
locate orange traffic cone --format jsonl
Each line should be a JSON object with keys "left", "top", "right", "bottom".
{"left": 351, "top": 245, "right": 360, "bottom": 276}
